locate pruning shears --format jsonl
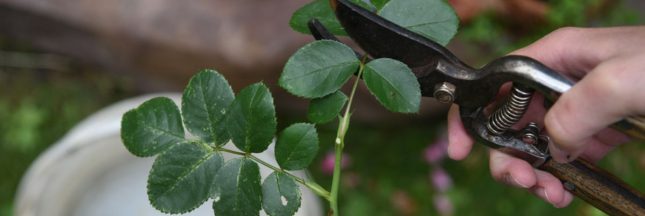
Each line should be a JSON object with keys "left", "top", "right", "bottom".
{"left": 310, "top": 0, "right": 645, "bottom": 215}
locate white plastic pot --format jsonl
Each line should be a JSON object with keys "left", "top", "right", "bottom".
{"left": 15, "top": 93, "right": 322, "bottom": 216}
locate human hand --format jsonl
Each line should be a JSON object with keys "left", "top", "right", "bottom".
{"left": 447, "top": 26, "right": 645, "bottom": 207}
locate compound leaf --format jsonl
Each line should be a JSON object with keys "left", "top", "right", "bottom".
{"left": 275, "top": 123, "right": 319, "bottom": 170}
{"left": 280, "top": 40, "right": 359, "bottom": 98}
{"left": 363, "top": 58, "right": 420, "bottom": 113}
{"left": 121, "top": 97, "right": 185, "bottom": 157}
{"left": 307, "top": 91, "right": 347, "bottom": 124}
{"left": 212, "top": 158, "right": 262, "bottom": 216}
{"left": 147, "top": 142, "right": 224, "bottom": 214}
{"left": 226, "top": 83, "right": 277, "bottom": 153}
{"left": 262, "top": 172, "right": 302, "bottom": 216}
{"left": 182, "top": 69, "right": 235, "bottom": 146}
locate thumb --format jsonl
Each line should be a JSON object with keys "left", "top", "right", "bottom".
{"left": 544, "top": 58, "right": 636, "bottom": 163}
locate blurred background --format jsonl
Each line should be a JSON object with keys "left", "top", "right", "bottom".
{"left": 1, "top": 0, "right": 644, "bottom": 215}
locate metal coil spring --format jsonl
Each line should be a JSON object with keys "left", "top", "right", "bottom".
{"left": 487, "top": 85, "right": 534, "bottom": 135}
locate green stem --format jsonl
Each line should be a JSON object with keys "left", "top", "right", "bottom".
{"left": 329, "top": 63, "right": 365, "bottom": 216}
{"left": 215, "top": 146, "right": 331, "bottom": 200}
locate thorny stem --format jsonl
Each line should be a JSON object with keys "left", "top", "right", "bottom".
{"left": 329, "top": 61, "right": 365, "bottom": 216}
{"left": 215, "top": 146, "right": 331, "bottom": 200}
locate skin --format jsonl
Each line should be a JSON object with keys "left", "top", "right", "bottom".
{"left": 447, "top": 26, "right": 645, "bottom": 207}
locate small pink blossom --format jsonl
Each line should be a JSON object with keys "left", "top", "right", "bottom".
{"left": 424, "top": 136, "right": 448, "bottom": 164}
{"left": 431, "top": 167, "right": 453, "bottom": 192}
{"left": 321, "top": 151, "right": 351, "bottom": 175}
{"left": 433, "top": 194, "right": 454, "bottom": 216}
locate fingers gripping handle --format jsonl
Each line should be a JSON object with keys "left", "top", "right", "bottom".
{"left": 540, "top": 159, "right": 645, "bottom": 216}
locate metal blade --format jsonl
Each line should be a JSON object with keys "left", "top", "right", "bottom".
{"left": 331, "top": 0, "right": 468, "bottom": 71}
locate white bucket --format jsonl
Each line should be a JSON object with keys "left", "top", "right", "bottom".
{"left": 14, "top": 93, "right": 323, "bottom": 216}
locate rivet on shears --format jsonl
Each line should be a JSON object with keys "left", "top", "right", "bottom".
{"left": 433, "top": 82, "right": 456, "bottom": 104}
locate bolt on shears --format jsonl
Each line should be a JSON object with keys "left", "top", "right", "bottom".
{"left": 308, "top": 0, "right": 645, "bottom": 215}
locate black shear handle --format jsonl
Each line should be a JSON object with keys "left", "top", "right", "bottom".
{"left": 540, "top": 159, "right": 645, "bottom": 216}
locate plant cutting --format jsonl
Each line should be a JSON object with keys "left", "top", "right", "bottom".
{"left": 120, "top": 0, "right": 459, "bottom": 215}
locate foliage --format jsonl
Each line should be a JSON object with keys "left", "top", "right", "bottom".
{"left": 279, "top": 40, "right": 359, "bottom": 99}
{"left": 289, "top": 0, "right": 458, "bottom": 46}
{"left": 307, "top": 91, "right": 348, "bottom": 124}
{"left": 181, "top": 70, "right": 234, "bottom": 145}
{"left": 120, "top": 0, "right": 461, "bottom": 215}
{"left": 1, "top": 1, "right": 642, "bottom": 216}
{"left": 226, "top": 83, "right": 277, "bottom": 153}
{"left": 377, "top": 0, "right": 458, "bottom": 46}
{"left": 275, "top": 123, "right": 319, "bottom": 170}
{"left": 362, "top": 58, "right": 420, "bottom": 113}
{"left": 121, "top": 70, "right": 298, "bottom": 216}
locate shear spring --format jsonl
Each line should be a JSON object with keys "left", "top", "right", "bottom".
{"left": 486, "top": 85, "right": 534, "bottom": 135}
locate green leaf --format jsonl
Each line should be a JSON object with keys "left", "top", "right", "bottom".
{"left": 275, "top": 123, "right": 319, "bottom": 170}
{"left": 262, "top": 172, "right": 302, "bottom": 216}
{"left": 212, "top": 158, "right": 262, "bottom": 216}
{"left": 307, "top": 91, "right": 348, "bottom": 124}
{"left": 121, "top": 97, "right": 185, "bottom": 157}
{"left": 378, "top": 0, "right": 459, "bottom": 45}
{"left": 363, "top": 58, "right": 420, "bottom": 113}
{"left": 181, "top": 69, "right": 234, "bottom": 146}
{"left": 147, "top": 143, "right": 224, "bottom": 214}
{"left": 280, "top": 40, "right": 359, "bottom": 98}
{"left": 289, "top": 0, "right": 346, "bottom": 35}
{"left": 226, "top": 82, "right": 277, "bottom": 153}
{"left": 371, "top": 0, "right": 389, "bottom": 10}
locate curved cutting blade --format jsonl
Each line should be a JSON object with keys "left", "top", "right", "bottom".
{"left": 330, "top": 0, "right": 468, "bottom": 70}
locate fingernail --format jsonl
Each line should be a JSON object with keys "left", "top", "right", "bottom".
{"left": 549, "top": 141, "right": 569, "bottom": 163}
{"left": 567, "top": 149, "right": 584, "bottom": 162}
{"left": 544, "top": 189, "right": 553, "bottom": 205}
{"left": 507, "top": 174, "right": 529, "bottom": 188}
{"left": 534, "top": 187, "right": 554, "bottom": 205}
{"left": 554, "top": 191, "right": 573, "bottom": 208}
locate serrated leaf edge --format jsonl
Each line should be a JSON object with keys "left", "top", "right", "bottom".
{"left": 227, "top": 82, "right": 277, "bottom": 153}
{"left": 181, "top": 70, "right": 235, "bottom": 146}
{"left": 213, "top": 158, "right": 262, "bottom": 216}
{"left": 363, "top": 58, "right": 420, "bottom": 113}
{"left": 262, "top": 172, "right": 303, "bottom": 216}
{"left": 277, "top": 123, "right": 318, "bottom": 170}
{"left": 307, "top": 91, "right": 348, "bottom": 124}
{"left": 279, "top": 40, "right": 360, "bottom": 99}
{"left": 121, "top": 97, "right": 185, "bottom": 157}
{"left": 146, "top": 144, "right": 218, "bottom": 214}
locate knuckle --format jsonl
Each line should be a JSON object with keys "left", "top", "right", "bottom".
{"left": 587, "top": 62, "right": 636, "bottom": 116}
{"left": 595, "top": 56, "right": 645, "bottom": 113}
{"left": 548, "top": 27, "right": 584, "bottom": 40}
{"left": 592, "top": 64, "right": 627, "bottom": 97}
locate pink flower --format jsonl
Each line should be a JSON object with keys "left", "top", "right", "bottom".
{"left": 433, "top": 194, "right": 454, "bottom": 216}
{"left": 431, "top": 167, "right": 453, "bottom": 192}
{"left": 424, "top": 136, "right": 448, "bottom": 164}
{"left": 321, "top": 151, "right": 351, "bottom": 175}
